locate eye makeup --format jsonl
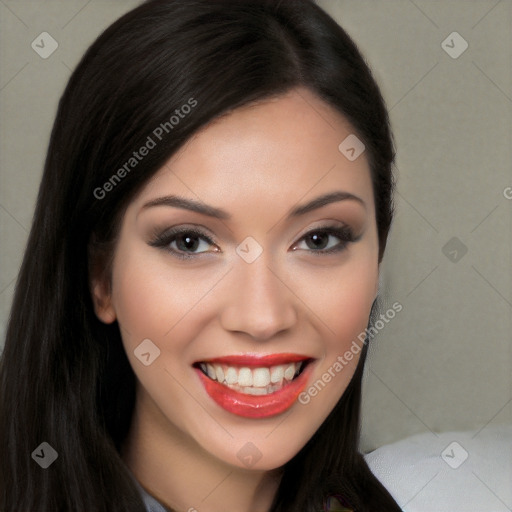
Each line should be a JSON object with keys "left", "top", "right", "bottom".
{"left": 147, "top": 223, "right": 361, "bottom": 260}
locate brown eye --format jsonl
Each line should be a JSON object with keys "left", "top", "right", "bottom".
{"left": 293, "top": 226, "right": 357, "bottom": 255}
{"left": 149, "top": 227, "right": 217, "bottom": 260}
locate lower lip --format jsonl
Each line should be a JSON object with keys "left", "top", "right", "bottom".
{"left": 195, "top": 362, "right": 314, "bottom": 419}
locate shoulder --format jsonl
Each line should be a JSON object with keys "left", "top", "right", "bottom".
{"left": 364, "top": 424, "right": 512, "bottom": 511}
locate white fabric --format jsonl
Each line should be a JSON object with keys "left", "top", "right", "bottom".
{"left": 364, "top": 423, "right": 512, "bottom": 511}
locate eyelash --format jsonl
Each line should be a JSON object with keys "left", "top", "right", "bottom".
{"left": 148, "top": 225, "right": 358, "bottom": 260}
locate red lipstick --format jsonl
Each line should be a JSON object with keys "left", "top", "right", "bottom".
{"left": 204, "top": 353, "right": 310, "bottom": 367}
{"left": 194, "top": 354, "right": 314, "bottom": 419}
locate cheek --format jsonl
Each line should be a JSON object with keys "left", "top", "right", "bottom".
{"left": 301, "top": 251, "right": 377, "bottom": 398}
{"left": 298, "top": 252, "right": 378, "bottom": 347}
{"left": 108, "top": 246, "right": 209, "bottom": 411}
{"left": 330, "top": 267, "right": 377, "bottom": 344}
{"left": 109, "top": 242, "right": 213, "bottom": 349}
{"left": 273, "top": 253, "right": 378, "bottom": 455}
{"left": 110, "top": 255, "right": 168, "bottom": 348}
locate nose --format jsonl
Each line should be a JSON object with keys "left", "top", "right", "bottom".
{"left": 219, "top": 256, "right": 298, "bottom": 341}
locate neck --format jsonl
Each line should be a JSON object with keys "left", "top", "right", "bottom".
{"left": 121, "top": 387, "right": 282, "bottom": 512}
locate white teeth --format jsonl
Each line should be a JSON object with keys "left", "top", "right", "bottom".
{"left": 283, "top": 363, "right": 296, "bottom": 381}
{"left": 225, "top": 367, "right": 238, "bottom": 384}
{"left": 243, "top": 386, "right": 268, "bottom": 395}
{"left": 215, "top": 365, "right": 224, "bottom": 383}
{"left": 206, "top": 363, "right": 216, "bottom": 380}
{"left": 270, "top": 365, "right": 284, "bottom": 383}
{"left": 252, "top": 367, "right": 271, "bottom": 387}
{"left": 198, "top": 360, "right": 308, "bottom": 395}
{"left": 238, "top": 367, "right": 253, "bottom": 387}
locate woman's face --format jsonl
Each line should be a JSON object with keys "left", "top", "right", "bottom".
{"left": 92, "top": 86, "right": 379, "bottom": 470}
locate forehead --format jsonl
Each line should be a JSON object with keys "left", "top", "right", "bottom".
{"left": 133, "top": 87, "right": 374, "bottom": 219}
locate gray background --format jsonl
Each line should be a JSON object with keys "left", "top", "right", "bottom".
{"left": 1, "top": 0, "right": 511, "bottom": 458}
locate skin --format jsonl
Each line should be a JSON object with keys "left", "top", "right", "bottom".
{"left": 91, "top": 86, "right": 379, "bottom": 512}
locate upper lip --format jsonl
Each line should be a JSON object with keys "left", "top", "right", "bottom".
{"left": 195, "top": 353, "right": 314, "bottom": 367}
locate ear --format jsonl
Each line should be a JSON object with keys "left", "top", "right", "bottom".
{"left": 91, "top": 275, "right": 117, "bottom": 324}
{"left": 88, "top": 237, "right": 117, "bottom": 324}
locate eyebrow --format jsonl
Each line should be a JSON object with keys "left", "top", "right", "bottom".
{"left": 140, "top": 191, "right": 365, "bottom": 220}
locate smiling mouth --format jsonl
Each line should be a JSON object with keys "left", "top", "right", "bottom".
{"left": 193, "top": 353, "right": 315, "bottom": 418}
{"left": 195, "top": 360, "right": 309, "bottom": 396}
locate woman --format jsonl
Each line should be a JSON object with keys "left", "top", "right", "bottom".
{"left": 0, "top": 0, "right": 401, "bottom": 510}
